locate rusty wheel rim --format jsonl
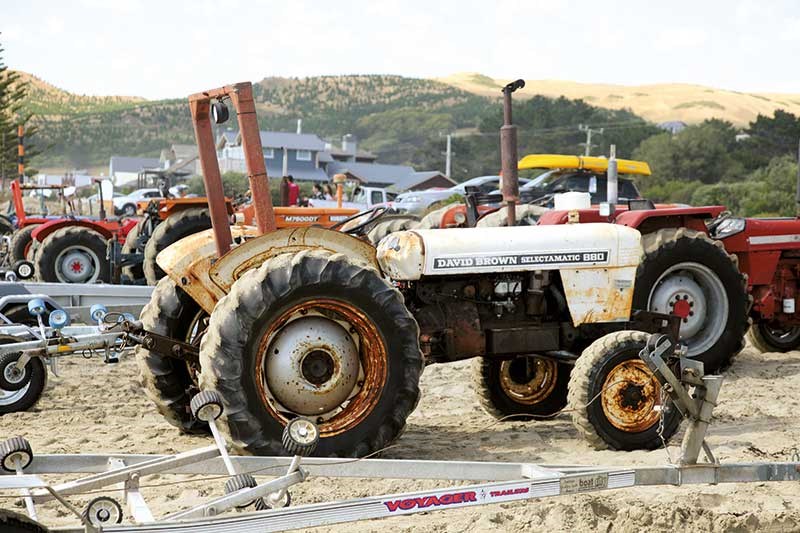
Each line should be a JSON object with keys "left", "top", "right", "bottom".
{"left": 499, "top": 356, "right": 558, "bottom": 405}
{"left": 255, "top": 299, "right": 388, "bottom": 438}
{"left": 601, "top": 359, "right": 661, "bottom": 432}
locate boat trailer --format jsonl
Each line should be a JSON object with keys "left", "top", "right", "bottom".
{"left": 2, "top": 333, "right": 799, "bottom": 532}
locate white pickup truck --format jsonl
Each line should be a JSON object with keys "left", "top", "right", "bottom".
{"left": 309, "top": 186, "right": 396, "bottom": 211}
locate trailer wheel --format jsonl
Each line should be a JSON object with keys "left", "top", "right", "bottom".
{"left": 0, "top": 335, "right": 46, "bottom": 414}
{"left": 635, "top": 228, "right": 749, "bottom": 371}
{"left": 136, "top": 277, "right": 209, "bottom": 433}
{"left": 568, "top": 331, "right": 681, "bottom": 450}
{"left": 9, "top": 225, "right": 39, "bottom": 264}
{"left": 747, "top": 324, "right": 800, "bottom": 353}
{"left": 0, "top": 509, "right": 48, "bottom": 533}
{"left": 143, "top": 208, "right": 211, "bottom": 285}
{"left": 366, "top": 216, "right": 418, "bottom": 245}
{"left": 121, "top": 218, "right": 146, "bottom": 282}
{"left": 471, "top": 356, "right": 569, "bottom": 420}
{"left": 199, "top": 249, "right": 423, "bottom": 457}
{"left": 35, "top": 226, "right": 110, "bottom": 283}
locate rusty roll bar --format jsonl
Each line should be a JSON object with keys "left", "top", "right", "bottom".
{"left": 189, "top": 82, "right": 276, "bottom": 258}
{"left": 500, "top": 79, "right": 524, "bottom": 227}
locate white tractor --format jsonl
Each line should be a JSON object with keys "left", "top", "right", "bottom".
{"left": 135, "top": 81, "right": 684, "bottom": 457}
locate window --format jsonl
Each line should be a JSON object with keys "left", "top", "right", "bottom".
{"left": 264, "top": 148, "right": 275, "bottom": 159}
{"left": 296, "top": 149, "right": 312, "bottom": 162}
{"left": 144, "top": 191, "right": 161, "bottom": 198}
{"left": 370, "top": 190, "right": 384, "bottom": 204}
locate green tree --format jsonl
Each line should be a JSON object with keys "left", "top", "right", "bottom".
{"left": 738, "top": 110, "right": 800, "bottom": 170}
{"left": 0, "top": 36, "right": 38, "bottom": 182}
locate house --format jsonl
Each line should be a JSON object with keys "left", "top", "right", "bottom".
{"left": 658, "top": 121, "right": 688, "bottom": 135}
{"left": 391, "top": 171, "right": 455, "bottom": 192}
{"left": 217, "top": 130, "right": 329, "bottom": 182}
{"left": 325, "top": 161, "right": 417, "bottom": 188}
{"left": 160, "top": 144, "right": 200, "bottom": 176}
{"left": 323, "top": 134, "right": 377, "bottom": 163}
{"left": 109, "top": 156, "right": 161, "bottom": 186}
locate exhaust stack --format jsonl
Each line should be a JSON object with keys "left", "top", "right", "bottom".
{"left": 500, "top": 79, "right": 524, "bottom": 227}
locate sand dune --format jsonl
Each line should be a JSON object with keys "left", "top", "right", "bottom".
{"left": 438, "top": 72, "right": 800, "bottom": 126}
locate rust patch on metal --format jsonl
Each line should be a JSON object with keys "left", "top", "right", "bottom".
{"left": 255, "top": 298, "right": 388, "bottom": 438}
{"left": 601, "top": 359, "right": 662, "bottom": 432}
{"left": 209, "top": 227, "right": 380, "bottom": 294}
{"left": 499, "top": 356, "right": 558, "bottom": 405}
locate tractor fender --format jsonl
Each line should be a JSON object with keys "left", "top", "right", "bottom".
{"left": 156, "top": 226, "right": 379, "bottom": 314}
{"left": 613, "top": 206, "right": 726, "bottom": 234}
{"left": 31, "top": 219, "right": 114, "bottom": 242}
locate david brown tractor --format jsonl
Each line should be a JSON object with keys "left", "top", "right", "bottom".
{"left": 134, "top": 81, "right": 688, "bottom": 457}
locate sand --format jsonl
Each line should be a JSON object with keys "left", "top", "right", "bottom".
{"left": 2, "top": 342, "right": 799, "bottom": 532}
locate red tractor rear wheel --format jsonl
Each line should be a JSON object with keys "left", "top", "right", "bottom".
{"left": 35, "top": 226, "right": 111, "bottom": 283}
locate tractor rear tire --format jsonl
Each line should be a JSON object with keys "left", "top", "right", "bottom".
{"left": 366, "top": 216, "right": 418, "bottom": 245}
{"left": 9, "top": 225, "right": 39, "bottom": 264}
{"left": 0, "top": 334, "right": 46, "bottom": 414}
{"left": 746, "top": 324, "right": 800, "bottom": 353}
{"left": 198, "top": 249, "right": 423, "bottom": 457}
{"left": 121, "top": 218, "right": 146, "bottom": 283}
{"left": 635, "top": 228, "right": 749, "bottom": 372}
{"left": 0, "top": 215, "right": 14, "bottom": 237}
{"left": 35, "top": 227, "right": 111, "bottom": 284}
{"left": 144, "top": 208, "right": 211, "bottom": 285}
{"left": 135, "top": 277, "right": 209, "bottom": 434}
{"left": 472, "top": 356, "right": 569, "bottom": 421}
{"left": 567, "top": 331, "right": 681, "bottom": 450}
{"left": 476, "top": 205, "right": 549, "bottom": 227}
{"left": 0, "top": 509, "right": 49, "bottom": 533}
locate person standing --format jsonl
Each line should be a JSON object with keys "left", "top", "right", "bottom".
{"left": 287, "top": 175, "right": 300, "bottom": 206}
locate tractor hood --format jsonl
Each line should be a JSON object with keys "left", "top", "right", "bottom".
{"left": 377, "top": 223, "right": 641, "bottom": 281}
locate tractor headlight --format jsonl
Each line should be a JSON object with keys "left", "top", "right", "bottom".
{"left": 713, "top": 217, "right": 745, "bottom": 239}
{"left": 376, "top": 231, "right": 425, "bottom": 280}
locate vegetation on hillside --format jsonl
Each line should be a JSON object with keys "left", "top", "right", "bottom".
{"left": 0, "top": 40, "right": 38, "bottom": 179}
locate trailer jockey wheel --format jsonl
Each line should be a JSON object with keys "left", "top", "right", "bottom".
{"left": 282, "top": 417, "right": 320, "bottom": 456}
{"left": 0, "top": 510, "right": 48, "bottom": 533}
{"left": 83, "top": 496, "right": 123, "bottom": 526}
{"left": 0, "top": 353, "right": 32, "bottom": 391}
{"left": 12, "top": 261, "right": 34, "bottom": 280}
{"left": 263, "top": 488, "right": 292, "bottom": 509}
{"left": 190, "top": 390, "right": 224, "bottom": 422}
{"left": 224, "top": 473, "right": 265, "bottom": 509}
{"left": 0, "top": 437, "right": 33, "bottom": 472}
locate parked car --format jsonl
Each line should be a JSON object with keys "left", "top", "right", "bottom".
{"left": 113, "top": 188, "right": 164, "bottom": 216}
{"left": 393, "top": 175, "right": 530, "bottom": 215}
{"left": 309, "top": 186, "right": 396, "bottom": 211}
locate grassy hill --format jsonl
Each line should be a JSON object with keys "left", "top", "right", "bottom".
{"left": 438, "top": 72, "right": 800, "bottom": 126}
{"left": 17, "top": 70, "right": 800, "bottom": 173}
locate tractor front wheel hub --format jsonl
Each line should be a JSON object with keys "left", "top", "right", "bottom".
{"left": 265, "top": 316, "right": 359, "bottom": 416}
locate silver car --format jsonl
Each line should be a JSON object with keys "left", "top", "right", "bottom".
{"left": 394, "top": 175, "right": 529, "bottom": 215}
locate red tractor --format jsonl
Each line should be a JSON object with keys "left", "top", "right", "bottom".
{"left": 530, "top": 155, "right": 800, "bottom": 357}
{"left": 8, "top": 179, "right": 138, "bottom": 283}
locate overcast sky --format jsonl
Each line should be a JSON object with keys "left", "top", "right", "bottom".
{"left": 3, "top": 0, "right": 798, "bottom": 100}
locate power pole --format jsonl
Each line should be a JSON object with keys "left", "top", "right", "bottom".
{"left": 578, "top": 124, "right": 603, "bottom": 156}
{"left": 440, "top": 133, "right": 453, "bottom": 179}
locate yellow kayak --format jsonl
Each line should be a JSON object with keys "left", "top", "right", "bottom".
{"left": 517, "top": 154, "right": 651, "bottom": 176}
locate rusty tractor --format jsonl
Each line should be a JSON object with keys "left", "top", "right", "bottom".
{"left": 135, "top": 80, "right": 694, "bottom": 457}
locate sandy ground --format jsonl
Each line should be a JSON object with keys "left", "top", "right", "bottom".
{"left": 2, "top": 342, "right": 800, "bottom": 532}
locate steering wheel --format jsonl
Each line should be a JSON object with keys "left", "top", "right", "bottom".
{"left": 330, "top": 206, "right": 389, "bottom": 236}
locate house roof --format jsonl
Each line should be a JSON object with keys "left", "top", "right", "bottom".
{"left": 326, "top": 161, "right": 415, "bottom": 186}
{"left": 110, "top": 156, "right": 161, "bottom": 174}
{"left": 267, "top": 160, "right": 330, "bottom": 181}
{"left": 258, "top": 131, "right": 326, "bottom": 151}
{"left": 391, "top": 171, "right": 455, "bottom": 191}
{"left": 216, "top": 130, "right": 238, "bottom": 148}
{"left": 328, "top": 147, "right": 377, "bottom": 160}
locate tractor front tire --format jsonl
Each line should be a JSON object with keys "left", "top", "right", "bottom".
{"left": 135, "top": 278, "right": 208, "bottom": 433}
{"left": 366, "top": 216, "right": 418, "bottom": 246}
{"left": 144, "top": 208, "right": 211, "bottom": 285}
{"left": 472, "top": 356, "right": 569, "bottom": 421}
{"left": 199, "top": 249, "right": 423, "bottom": 457}
{"left": 35, "top": 227, "right": 111, "bottom": 283}
{"left": 567, "top": 331, "right": 681, "bottom": 450}
{"left": 747, "top": 324, "right": 800, "bottom": 353}
{"left": 9, "top": 225, "right": 39, "bottom": 264}
{"left": 635, "top": 228, "right": 749, "bottom": 372}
